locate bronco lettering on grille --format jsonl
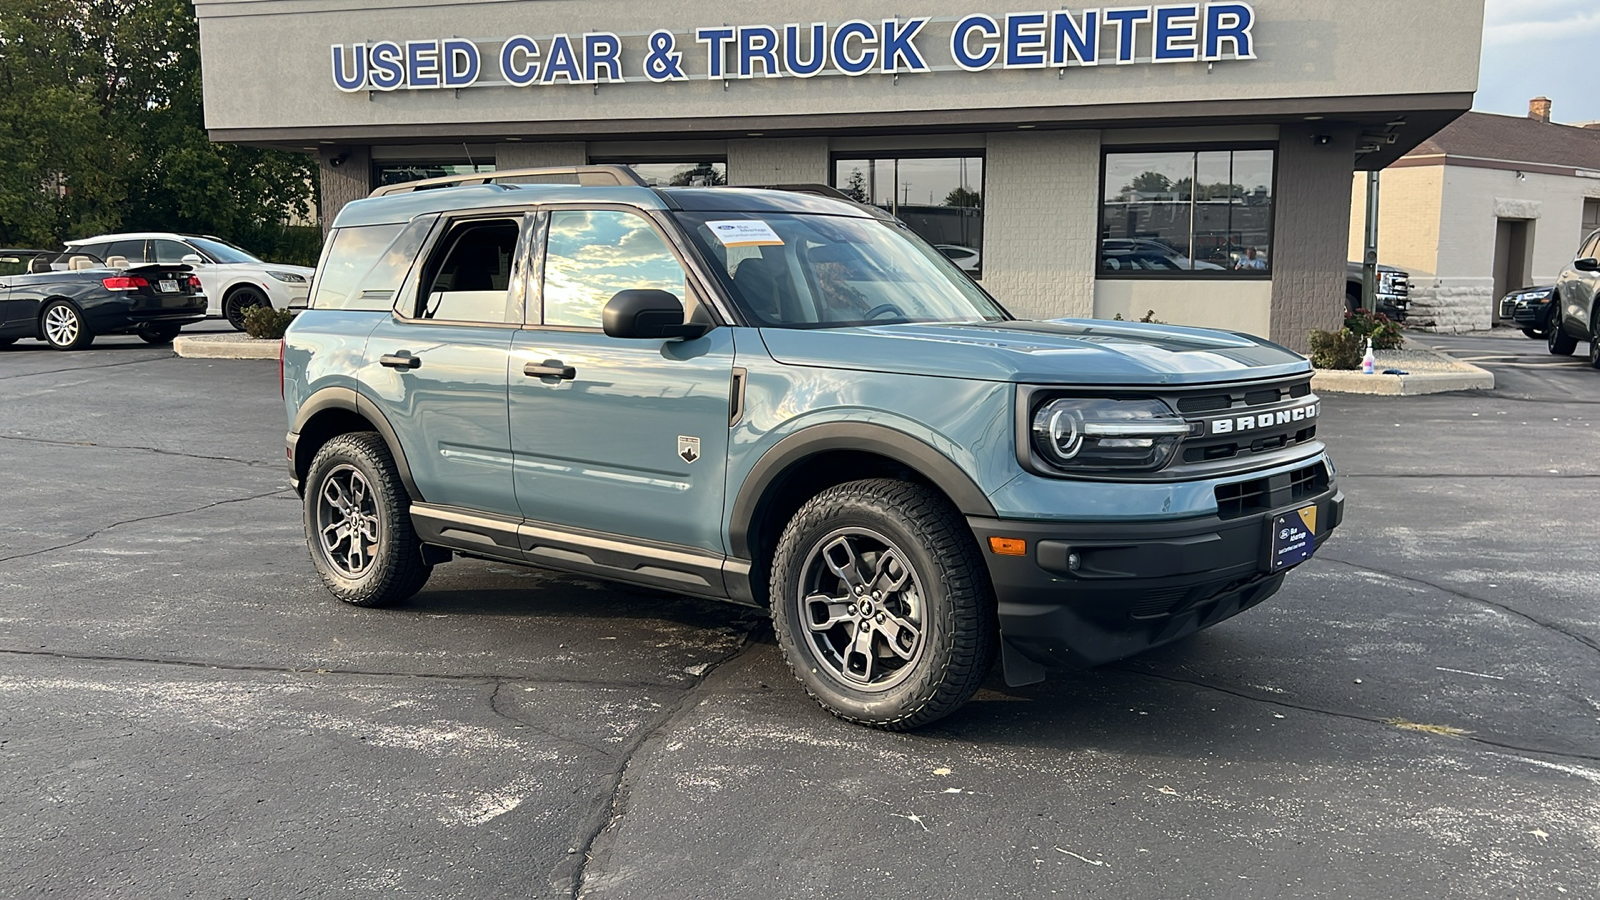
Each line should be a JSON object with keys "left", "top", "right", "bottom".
{"left": 1207, "top": 402, "right": 1318, "bottom": 436}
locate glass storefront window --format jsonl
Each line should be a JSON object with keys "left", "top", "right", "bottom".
{"left": 1100, "top": 148, "right": 1274, "bottom": 276}
{"left": 375, "top": 163, "right": 495, "bottom": 188}
{"left": 605, "top": 161, "right": 727, "bottom": 187}
{"left": 832, "top": 155, "right": 984, "bottom": 278}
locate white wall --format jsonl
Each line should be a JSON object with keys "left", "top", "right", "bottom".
{"left": 1094, "top": 280, "right": 1273, "bottom": 336}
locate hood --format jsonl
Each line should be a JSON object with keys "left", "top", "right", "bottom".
{"left": 757, "top": 319, "right": 1311, "bottom": 386}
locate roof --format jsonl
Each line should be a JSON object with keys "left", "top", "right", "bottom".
{"left": 333, "top": 183, "right": 876, "bottom": 228}
{"left": 1404, "top": 111, "right": 1600, "bottom": 172}
{"left": 64, "top": 232, "right": 219, "bottom": 245}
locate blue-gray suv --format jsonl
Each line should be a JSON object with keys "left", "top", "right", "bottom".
{"left": 282, "top": 166, "right": 1343, "bottom": 729}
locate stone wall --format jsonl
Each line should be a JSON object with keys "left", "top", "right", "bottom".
{"left": 727, "top": 139, "right": 828, "bottom": 186}
{"left": 1270, "top": 124, "right": 1359, "bottom": 351}
{"left": 1405, "top": 278, "right": 1495, "bottom": 333}
{"left": 317, "top": 146, "right": 372, "bottom": 234}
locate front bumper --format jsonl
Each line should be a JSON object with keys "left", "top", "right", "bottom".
{"left": 1501, "top": 299, "right": 1551, "bottom": 329}
{"left": 969, "top": 485, "right": 1343, "bottom": 677}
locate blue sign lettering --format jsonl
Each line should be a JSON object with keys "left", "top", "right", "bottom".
{"left": 784, "top": 23, "right": 828, "bottom": 77}
{"left": 951, "top": 14, "right": 1000, "bottom": 71}
{"left": 330, "top": 6, "right": 1259, "bottom": 91}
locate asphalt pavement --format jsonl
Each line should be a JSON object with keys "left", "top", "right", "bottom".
{"left": 1, "top": 325, "right": 1596, "bottom": 899}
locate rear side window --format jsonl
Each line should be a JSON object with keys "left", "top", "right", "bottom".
{"left": 416, "top": 218, "right": 522, "bottom": 324}
{"left": 152, "top": 240, "right": 196, "bottom": 264}
{"left": 311, "top": 224, "right": 407, "bottom": 310}
{"left": 106, "top": 240, "right": 148, "bottom": 263}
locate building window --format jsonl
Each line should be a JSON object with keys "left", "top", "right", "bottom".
{"left": 597, "top": 160, "right": 727, "bottom": 187}
{"left": 832, "top": 155, "right": 984, "bottom": 278}
{"left": 1099, "top": 148, "right": 1275, "bottom": 277}
{"left": 375, "top": 163, "right": 495, "bottom": 188}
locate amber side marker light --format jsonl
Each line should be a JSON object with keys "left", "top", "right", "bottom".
{"left": 988, "top": 537, "right": 1027, "bottom": 557}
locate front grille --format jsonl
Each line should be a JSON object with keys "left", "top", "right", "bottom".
{"left": 1215, "top": 462, "right": 1329, "bottom": 520}
{"left": 1174, "top": 376, "right": 1318, "bottom": 466}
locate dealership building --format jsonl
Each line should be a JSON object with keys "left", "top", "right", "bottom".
{"left": 194, "top": 0, "right": 1485, "bottom": 348}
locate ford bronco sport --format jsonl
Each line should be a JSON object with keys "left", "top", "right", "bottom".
{"left": 282, "top": 166, "right": 1343, "bottom": 729}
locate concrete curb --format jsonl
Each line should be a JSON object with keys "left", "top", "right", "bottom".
{"left": 173, "top": 334, "right": 279, "bottom": 360}
{"left": 1311, "top": 343, "right": 1494, "bottom": 395}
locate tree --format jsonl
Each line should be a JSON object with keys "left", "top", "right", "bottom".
{"left": 943, "top": 186, "right": 981, "bottom": 208}
{"left": 669, "top": 163, "right": 726, "bottom": 187}
{"left": 1122, "top": 171, "right": 1173, "bottom": 196}
{"left": 0, "top": 0, "right": 318, "bottom": 260}
{"left": 841, "top": 168, "right": 868, "bottom": 203}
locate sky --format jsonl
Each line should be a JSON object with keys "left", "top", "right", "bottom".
{"left": 1475, "top": 0, "right": 1600, "bottom": 123}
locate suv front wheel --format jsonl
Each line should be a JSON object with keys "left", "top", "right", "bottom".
{"left": 303, "top": 432, "right": 431, "bottom": 607}
{"left": 770, "top": 479, "right": 997, "bottom": 730}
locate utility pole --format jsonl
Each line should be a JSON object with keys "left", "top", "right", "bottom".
{"left": 1361, "top": 170, "right": 1381, "bottom": 313}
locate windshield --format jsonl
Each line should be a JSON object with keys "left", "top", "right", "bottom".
{"left": 189, "top": 237, "right": 264, "bottom": 265}
{"left": 674, "top": 211, "right": 1007, "bottom": 328}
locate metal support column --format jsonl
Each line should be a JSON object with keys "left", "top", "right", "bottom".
{"left": 1360, "top": 170, "right": 1381, "bottom": 313}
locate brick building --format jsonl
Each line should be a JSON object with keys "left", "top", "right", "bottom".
{"left": 194, "top": 0, "right": 1486, "bottom": 349}
{"left": 1350, "top": 99, "right": 1600, "bottom": 333}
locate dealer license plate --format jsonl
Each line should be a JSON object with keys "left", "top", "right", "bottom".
{"left": 158, "top": 279, "right": 179, "bottom": 293}
{"left": 1268, "top": 505, "right": 1318, "bottom": 572}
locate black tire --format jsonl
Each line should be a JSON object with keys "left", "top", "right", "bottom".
{"left": 1589, "top": 308, "right": 1600, "bottom": 370}
{"left": 39, "top": 300, "right": 94, "bottom": 351}
{"left": 1344, "top": 288, "right": 1361, "bottom": 316}
{"left": 770, "top": 478, "right": 997, "bottom": 730}
{"left": 224, "top": 286, "right": 269, "bottom": 332}
{"left": 1548, "top": 303, "right": 1577, "bottom": 356}
{"left": 1521, "top": 328, "right": 1541, "bottom": 339}
{"left": 137, "top": 322, "right": 182, "bottom": 344}
{"left": 302, "top": 431, "right": 431, "bottom": 607}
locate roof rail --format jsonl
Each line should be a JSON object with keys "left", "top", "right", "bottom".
{"left": 733, "top": 183, "right": 856, "bottom": 203}
{"left": 369, "top": 165, "right": 649, "bottom": 197}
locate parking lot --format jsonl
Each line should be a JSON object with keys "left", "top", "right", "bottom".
{"left": 2, "top": 326, "right": 1597, "bottom": 899}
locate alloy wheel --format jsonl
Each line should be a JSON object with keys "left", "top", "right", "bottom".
{"left": 315, "top": 464, "right": 381, "bottom": 578}
{"left": 44, "top": 305, "right": 80, "bottom": 347}
{"left": 797, "top": 527, "right": 927, "bottom": 691}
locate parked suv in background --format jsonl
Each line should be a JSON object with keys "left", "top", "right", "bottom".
{"left": 282, "top": 167, "right": 1344, "bottom": 729}
{"left": 1345, "top": 261, "right": 1409, "bottom": 321}
{"left": 1548, "top": 229, "right": 1600, "bottom": 367}
{"left": 65, "top": 232, "right": 312, "bottom": 331}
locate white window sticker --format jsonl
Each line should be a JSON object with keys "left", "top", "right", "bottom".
{"left": 705, "top": 220, "right": 784, "bottom": 248}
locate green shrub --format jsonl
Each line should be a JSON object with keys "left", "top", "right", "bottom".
{"left": 1343, "top": 307, "right": 1405, "bottom": 350}
{"left": 242, "top": 305, "right": 297, "bottom": 340}
{"left": 1308, "top": 328, "right": 1366, "bottom": 370}
{"left": 1112, "top": 309, "right": 1167, "bottom": 324}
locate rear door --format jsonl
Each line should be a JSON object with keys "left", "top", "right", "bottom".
{"left": 507, "top": 206, "right": 735, "bottom": 554}
{"left": 1559, "top": 233, "right": 1600, "bottom": 333}
{"left": 360, "top": 211, "right": 530, "bottom": 517}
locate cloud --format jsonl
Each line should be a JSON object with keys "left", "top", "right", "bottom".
{"left": 1477, "top": 0, "right": 1600, "bottom": 121}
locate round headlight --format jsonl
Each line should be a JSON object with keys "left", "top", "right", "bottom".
{"left": 1031, "top": 398, "right": 1189, "bottom": 472}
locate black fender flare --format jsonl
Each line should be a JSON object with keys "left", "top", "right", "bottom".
{"left": 290, "top": 385, "right": 423, "bottom": 502}
{"left": 728, "top": 421, "right": 997, "bottom": 560}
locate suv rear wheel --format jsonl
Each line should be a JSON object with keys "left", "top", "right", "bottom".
{"left": 770, "top": 479, "right": 997, "bottom": 730}
{"left": 303, "top": 432, "right": 431, "bottom": 607}
{"left": 1548, "top": 304, "right": 1577, "bottom": 356}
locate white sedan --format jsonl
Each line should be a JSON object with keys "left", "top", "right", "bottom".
{"left": 64, "top": 232, "right": 313, "bottom": 331}
{"left": 935, "top": 244, "right": 981, "bottom": 272}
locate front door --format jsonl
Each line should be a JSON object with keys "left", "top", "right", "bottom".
{"left": 508, "top": 207, "right": 735, "bottom": 554}
{"left": 361, "top": 213, "right": 530, "bottom": 518}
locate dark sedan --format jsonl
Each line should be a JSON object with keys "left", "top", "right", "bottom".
{"left": 1499, "top": 284, "right": 1556, "bottom": 338}
{"left": 0, "top": 251, "right": 208, "bottom": 351}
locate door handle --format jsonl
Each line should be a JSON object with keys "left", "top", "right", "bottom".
{"left": 524, "top": 361, "right": 576, "bottom": 380}
{"left": 379, "top": 353, "right": 421, "bottom": 370}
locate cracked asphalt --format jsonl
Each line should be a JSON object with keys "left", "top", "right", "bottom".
{"left": 2, "top": 325, "right": 1597, "bottom": 899}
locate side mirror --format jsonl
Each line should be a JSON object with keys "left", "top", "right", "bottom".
{"left": 181, "top": 254, "right": 205, "bottom": 266}
{"left": 1574, "top": 257, "right": 1599, "bottom": 273}
{"left": 602, "top": 289, "right": 708, "bottom": 340}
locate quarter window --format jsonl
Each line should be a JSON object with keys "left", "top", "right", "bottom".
{"left": 1100, "top": 148, "right": 1275, "bottom": 276}
{"left": 311, "top": 223, "right": 406, "bottom": 310}
{"left": 540, "top": 210, "right": 688, "bottom": 328}
{"left": 417, "top": 219, "right": 522, "bottom": 324}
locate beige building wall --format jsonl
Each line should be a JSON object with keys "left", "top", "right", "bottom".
{"left": 980, "top": 131, "right": 1100, "bottom": 321}
{"left": 726, "top": 140, "right": 829, "bottom": 186}
{"left": 1093, "top": 281, "right": 1273, "bottom": 336}
{"left": 1352, "top": 164, "right": 1600, "bottom": 332}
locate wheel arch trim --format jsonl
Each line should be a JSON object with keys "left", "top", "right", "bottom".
{"left": 728, "top": 421, "right": 997, "bottom": 560}
{"left": 290, "top": 385, "right": 423, "bottom": 502}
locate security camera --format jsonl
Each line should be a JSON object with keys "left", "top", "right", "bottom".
{"left": 1311, "top": 134, "right": 1332, "bottom": 146}
{"left": 329, "top": 151, "right": 350, "bottom": 167}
